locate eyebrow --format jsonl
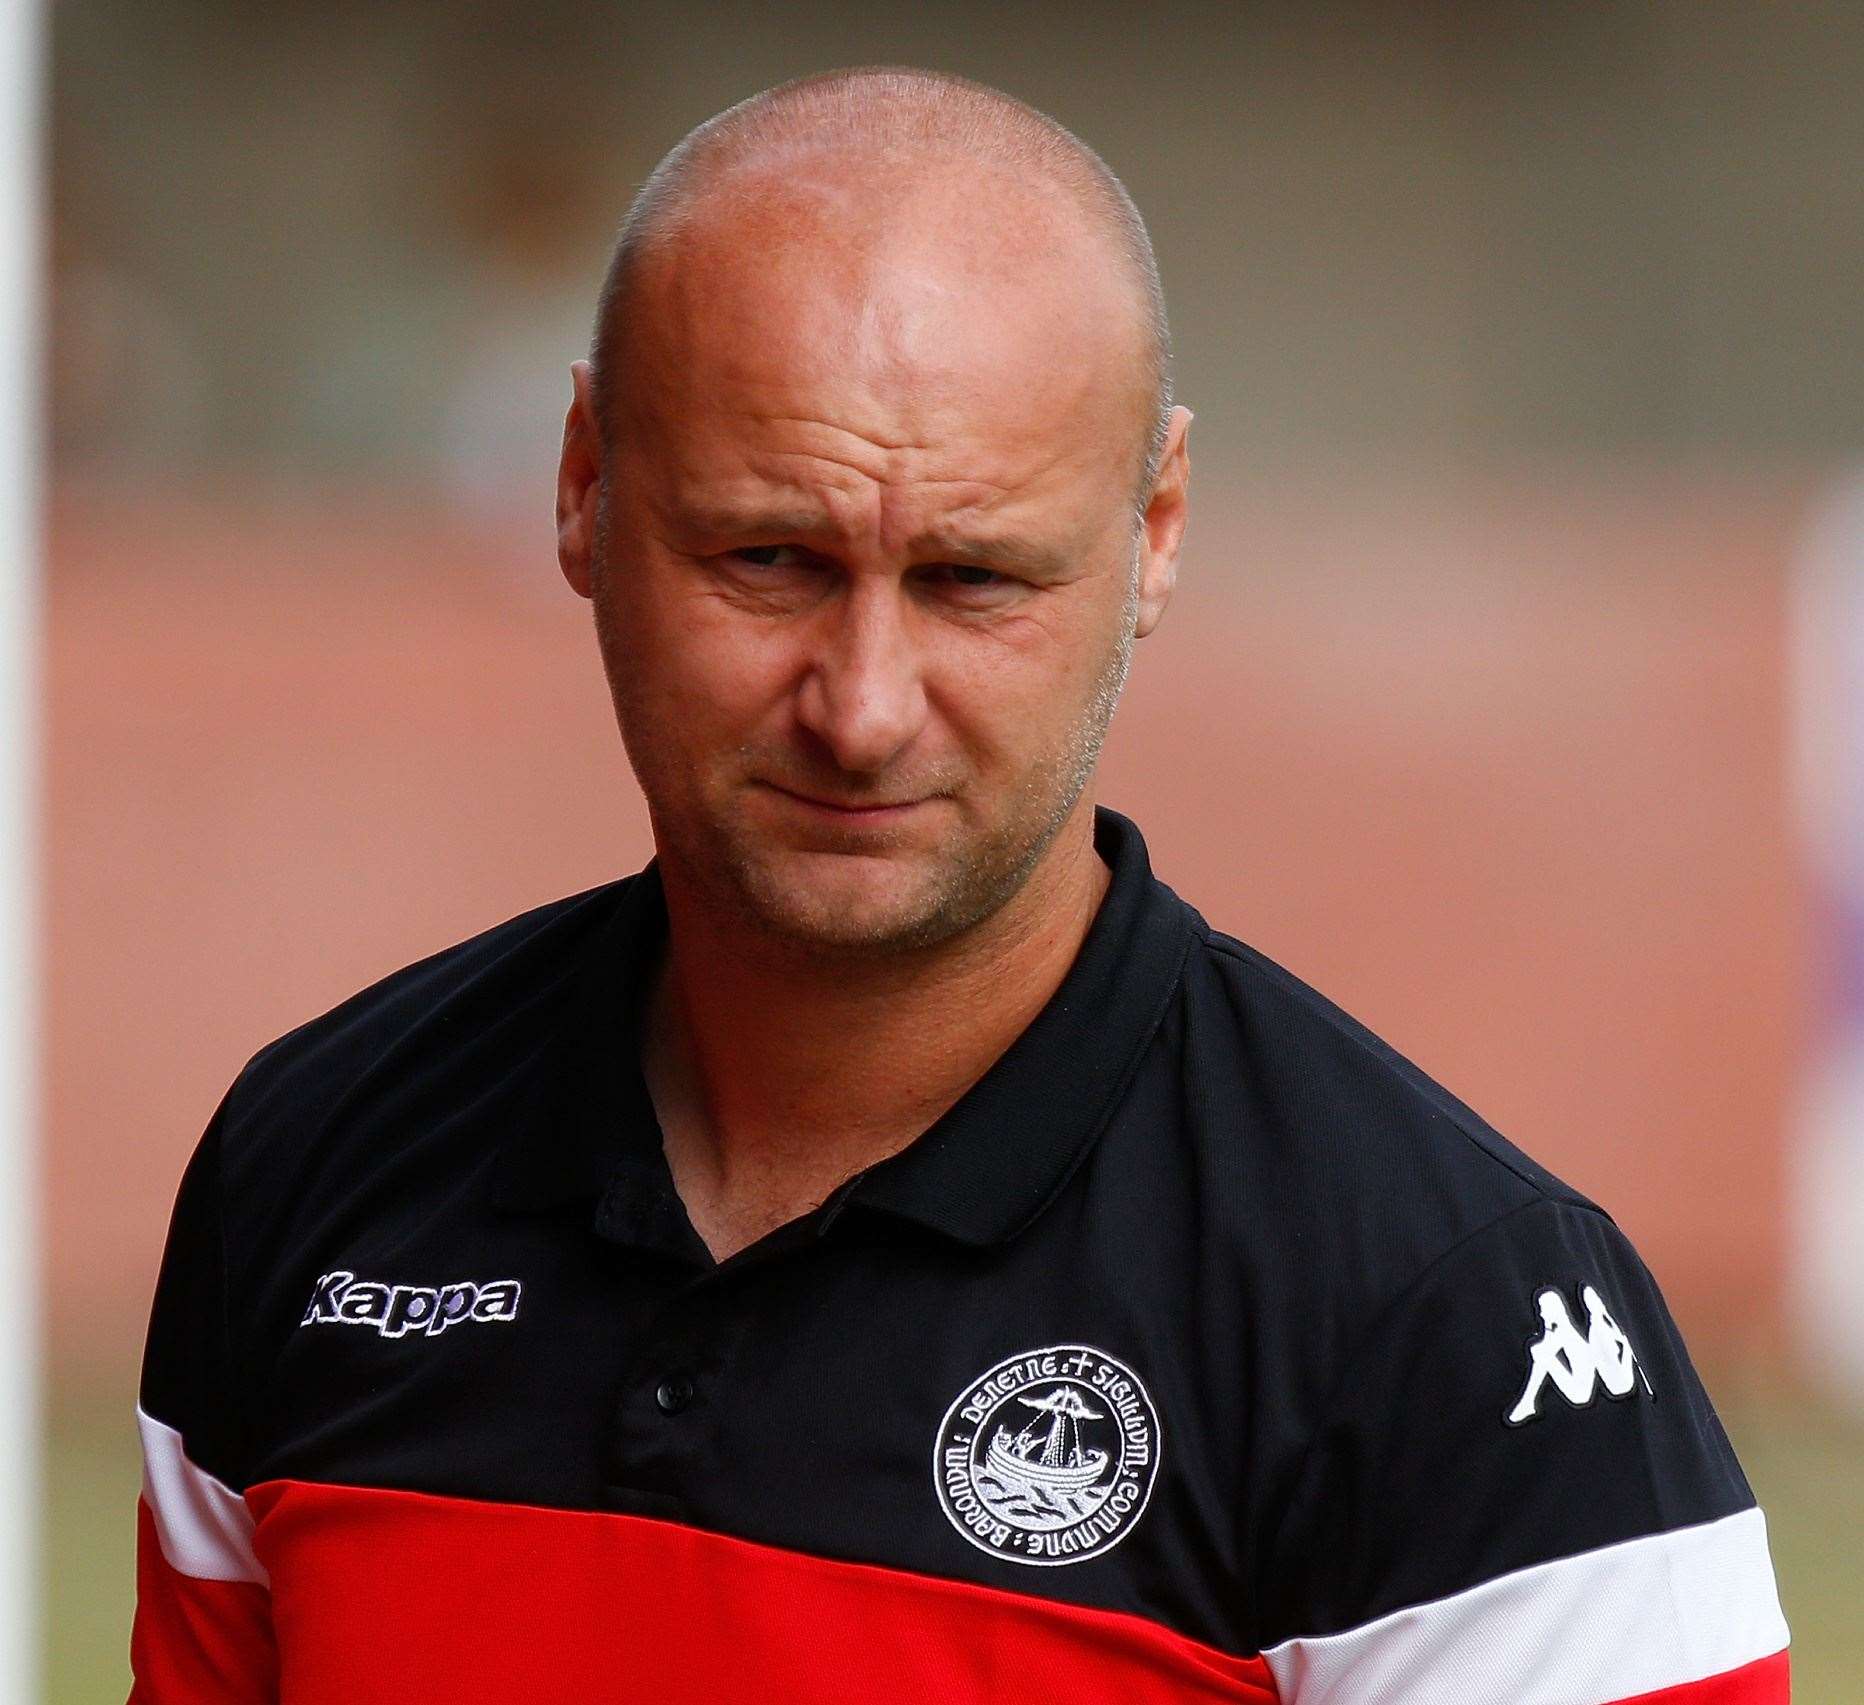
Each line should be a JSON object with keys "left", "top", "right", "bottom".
{"left": 675, "top": 504, "right": 830, "bottom": 541}
{"left": 907, "top": 531, "right": 1071, "bottom": 579}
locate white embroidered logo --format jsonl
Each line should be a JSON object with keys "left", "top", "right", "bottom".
{"left": 1506, "top": 1283, "right": 1650, "bottom": 1425}
{"left": 933, "top": 1344, "right": 1160, "bottom": 1567}
{"left": 300, "top": 1270, "right": 522, "bottom": 1340}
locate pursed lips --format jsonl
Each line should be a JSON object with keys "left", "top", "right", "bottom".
{"left": 760, "top": 782, "right": 941, "bottom": 818}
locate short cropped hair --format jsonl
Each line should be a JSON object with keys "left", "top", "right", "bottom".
{"left": 588, "top": 67, "right": 1174, "bottom": 495}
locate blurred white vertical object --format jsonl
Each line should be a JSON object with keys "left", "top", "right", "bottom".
{"left": 1791, "top": 472, "right": 1864, "bottom": 1415}
{"left": 0, "top": 0, "right": 39, "bottom": 1695}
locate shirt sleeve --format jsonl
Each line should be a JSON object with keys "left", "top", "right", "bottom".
{"left": 1259, "top": 1196, "right": 1790, "bottom": 1704}
{"left": 129, "top": 1106, "right": 279, "bottom": 1702}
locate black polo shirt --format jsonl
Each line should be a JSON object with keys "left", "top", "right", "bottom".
{"left": 130, "top": 809, "right": 1789, "bottom": 1703}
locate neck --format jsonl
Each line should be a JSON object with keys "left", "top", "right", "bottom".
{"left": 643, "top": 802, "right": 1110, "bottom": 1258}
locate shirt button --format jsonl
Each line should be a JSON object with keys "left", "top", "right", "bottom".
{"left": 655, "top": 1375, "right": 695, "bottom": 1415}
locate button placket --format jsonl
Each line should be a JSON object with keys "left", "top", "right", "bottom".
{"left": 602, "top": 1250, "right": 800, "bottom": 1511}
{"left": 603, "top": 1275, "right": 733, "bottom": 1508}
{"left": 654, "top": 1373, "right": 695, "bottom": 1415}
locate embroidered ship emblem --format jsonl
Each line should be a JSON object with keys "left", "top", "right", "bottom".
{"left": 934, "top": 1344, "right": 1161, "bottom": 1567}
{"left": 986, "top": 1386, "right": 1110, "bottom": 1493}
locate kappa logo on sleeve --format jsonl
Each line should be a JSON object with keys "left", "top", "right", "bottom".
{"left": 300, "top": 1270, "right": 522, "bottom": 1340}
{"left": 1505, "top": 1282, "right": 1652, "bottom": 1425}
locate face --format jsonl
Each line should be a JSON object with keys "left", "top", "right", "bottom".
{"left": 557, "top": 162, "right": 1190, "bottom": 957}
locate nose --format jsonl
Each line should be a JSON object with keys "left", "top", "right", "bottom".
{"left": 792, "top": 576, "right": 929, "bottom": 776}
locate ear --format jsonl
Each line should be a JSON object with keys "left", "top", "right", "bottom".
{"left": 555, "top": 360, "right": 602, "bottom": 600}
{"left": 1133, "top": 405, "right": 1192, "bottom": 640}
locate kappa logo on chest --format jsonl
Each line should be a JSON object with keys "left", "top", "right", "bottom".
{"left": 300, "top": 1270, "right": 522, "bottom": 1340}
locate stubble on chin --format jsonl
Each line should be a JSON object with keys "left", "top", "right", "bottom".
{"left": 708, "top": 799, "right": 1048, "bottom": 959}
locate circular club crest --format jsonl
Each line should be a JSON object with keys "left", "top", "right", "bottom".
{"left": 933, "top": 1344, "right": 1161, "bottom": 1567}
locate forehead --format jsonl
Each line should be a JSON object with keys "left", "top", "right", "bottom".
{"left": 613, "top": 158, "right": 1152, "bottom": 506}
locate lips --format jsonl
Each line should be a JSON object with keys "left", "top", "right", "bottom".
{"left": 761, "top": 783, "right": 938, "bottom": 817}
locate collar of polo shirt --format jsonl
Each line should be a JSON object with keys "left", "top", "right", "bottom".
{"left": 489, "top": 807, "right": 1196, "bottom": 1256}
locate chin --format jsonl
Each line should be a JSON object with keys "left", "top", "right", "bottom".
{"left": 670, "top": 775, "right": 1088, "bottom": 958}
{"left": 731, "top": 852, "right": 967, "bottom": 955}
{"left": 717, "top": 837, "right": 1036, "bottom": 958}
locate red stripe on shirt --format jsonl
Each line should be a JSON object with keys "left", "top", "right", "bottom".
{"left": 1613, "top": 1647, "right": 1791, "bottom": 1703}
{"left": 244, "top": 1477, "right": 1279, "bottom": 1704}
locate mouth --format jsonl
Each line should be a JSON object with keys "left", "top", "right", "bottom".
{"left": 760, "top": 783, "right": 938, "bottom": 823}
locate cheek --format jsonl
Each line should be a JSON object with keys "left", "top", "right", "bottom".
{"left": 932, "top": 600, "right": 1125, "bottom": 745}
{"left": 601, "top": 580, "right": 797, "bottom": 748}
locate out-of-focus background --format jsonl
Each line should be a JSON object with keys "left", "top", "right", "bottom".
{"left": 43, "top": 1, "right": 1864, "bottom": 1696}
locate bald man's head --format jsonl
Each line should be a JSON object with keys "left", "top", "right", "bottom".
{"left": 587, "top": 67, "right": 1173, "bottom": 496}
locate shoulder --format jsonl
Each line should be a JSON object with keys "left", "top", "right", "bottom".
{"left": 141, "top": 878, "right": 635, "bottom": 1477}
{"left": 1177, "top": 909, "right": 1595, "bottom": 1204}
{"left": 1146, "top": 912, "right": 1774, "bottom": 1661}
{"left": 213, "top": 879, "right": 629, "bottom": 1206}
{"left": 1160, "top": 905, "right": 1615, "bottom": 1313}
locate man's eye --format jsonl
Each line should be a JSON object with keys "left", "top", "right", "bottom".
{"left": 729, "top": 546, "right": 799, "bottom": 568}
{"left": 923, "top": 563, "right": 1005, "bottom": 591}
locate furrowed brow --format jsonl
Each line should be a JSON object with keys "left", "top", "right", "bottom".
{"left": 674, "top": 503, "right": 835, "bottom": 542}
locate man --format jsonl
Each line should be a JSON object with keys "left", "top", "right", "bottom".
{"left": 130, "top": 68, "right": 1791, "bottom": 1702}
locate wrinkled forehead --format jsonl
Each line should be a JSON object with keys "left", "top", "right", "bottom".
{"left": 611, "top": 157, "right": 1155, "bottom": 488}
